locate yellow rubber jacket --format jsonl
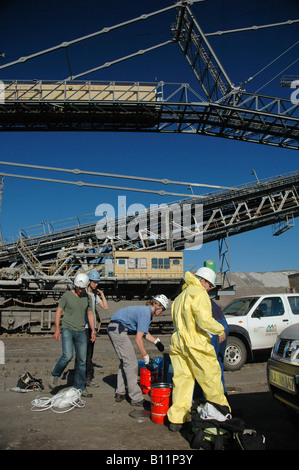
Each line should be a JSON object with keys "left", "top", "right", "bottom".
{"left": 170, "top": 271, "right": 224, "bottom": 356}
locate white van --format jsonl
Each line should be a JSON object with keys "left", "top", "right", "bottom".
{"left": 222, "top": 294, "right": 299, "bottom": 371}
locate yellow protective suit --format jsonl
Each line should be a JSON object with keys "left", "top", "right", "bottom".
{"left": 167, "top": 272, "right": 230, "bottom": 425}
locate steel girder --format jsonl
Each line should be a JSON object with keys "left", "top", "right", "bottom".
{"left": 0, "top": 5, "right": 298, "bottom": 148}
{"left": 0, "top": 80, "right": 298, "bottom": 149}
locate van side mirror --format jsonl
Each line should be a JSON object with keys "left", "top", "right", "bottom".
{"left": 252, "top": 309, "right": 263, "bottom": 318}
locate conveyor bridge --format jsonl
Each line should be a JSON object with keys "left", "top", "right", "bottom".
{"left": 0, "top": 2, "right": 298, "bottom": 149}
{"left": 0, "top": 171, "right": 298, "bottom": 288}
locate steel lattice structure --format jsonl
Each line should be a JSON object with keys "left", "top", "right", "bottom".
{"left": 0, "top": 2, "right": 298, "bottom": 331}
{"left": 0, "top": 171, "right": 298, "bottom": 283}
{"left": 0, "top": 2, "right": 298, "bottom": 148}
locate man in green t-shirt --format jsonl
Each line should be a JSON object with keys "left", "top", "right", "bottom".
{"left": 49, "top": 272, "right": 96, "bottom": 397}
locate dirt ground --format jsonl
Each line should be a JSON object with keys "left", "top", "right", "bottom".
{"left": 1, "top": 332, "right": 299, "bottom": 454}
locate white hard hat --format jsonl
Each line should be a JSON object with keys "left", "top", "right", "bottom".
{"left": 152, "top": 294, "right": 169, "bottom": 310}
{"left": 74, "top": 272, "right": 89, "bottom": 288}
{"left": 195, "top": 267, "right": 216, "bottom": 287}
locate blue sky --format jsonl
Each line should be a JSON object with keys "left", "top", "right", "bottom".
{"left": 0, "top": 0, "right": 298, "bottom": 273}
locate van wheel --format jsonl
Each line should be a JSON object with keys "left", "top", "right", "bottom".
{"left": 224, "top": 337, "right": 247, "bottom": 372}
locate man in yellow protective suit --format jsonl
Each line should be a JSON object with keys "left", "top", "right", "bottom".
{"left": 167, "top": 267, "right": 230, "bottom": 432}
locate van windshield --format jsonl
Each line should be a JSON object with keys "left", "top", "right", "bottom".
{"left": 223, "top": 297, "right": 257, "bottom": 317}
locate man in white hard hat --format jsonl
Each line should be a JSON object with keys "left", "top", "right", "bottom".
{"left": 49, "top": 272, "right": 96, "bottom": 397}
{"left": 85, "top": 270, "right": 109, "bottom": 388}
{"left": 108, "top": 295, "right": 168, "bottom": 407}
{"left": 167, "top": 267, "right": 230, "bottom": 432}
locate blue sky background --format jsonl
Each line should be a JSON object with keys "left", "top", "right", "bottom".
{"left": 0, "top": 0, "right": 298, "bottom": 273}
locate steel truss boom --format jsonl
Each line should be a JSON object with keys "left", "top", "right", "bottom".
{"left": 170, "top": 4, "right": 299, "bottom": 146}
{"left": 0, "top": 80, "right": 298, "bottom": 149}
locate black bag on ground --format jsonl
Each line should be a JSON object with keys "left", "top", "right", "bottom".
{"left": 188, "top": 400, "right": 266, "bottom": 450}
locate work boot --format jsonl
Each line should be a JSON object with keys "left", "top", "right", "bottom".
{"left": 48, "top": 374, "right": 59, "bottom": 390}
{"left": 131, "top": 399, "right": 144, "bottom": 407}
{"left": 169, "top": 423, "right": 182, "bottom": 432}
{"left": 86, "top": 378, "right": 99, "bottom": 388}
{"left": 115, "top": 393, "right": 126, "bottom": 402}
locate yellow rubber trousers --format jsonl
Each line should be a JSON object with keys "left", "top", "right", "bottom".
{"left": 167, "top": 340, "right": 230, "bottom": 424}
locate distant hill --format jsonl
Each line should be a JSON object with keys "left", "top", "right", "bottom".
{"left": 100, "top": 270, "right": 299, "bottom": 321}
{"left": 217, "top": 270, "right": 298, "bottom": 308}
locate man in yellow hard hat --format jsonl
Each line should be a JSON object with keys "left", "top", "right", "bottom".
{"left": 167, "top": 267, "right": 230, "bottom": 432}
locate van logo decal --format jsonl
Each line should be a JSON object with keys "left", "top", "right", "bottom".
{"left": 266, "top": 324, "right": 277, "bottom": 334}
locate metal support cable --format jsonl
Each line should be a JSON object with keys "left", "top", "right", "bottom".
{"left": 66, "top": 40, "right": 174, "bottom": 81}
{"left": 254, "top": 58, "right": 299, "bottom": 93}
{"left": 0, "top": 161, "right": 234, "bottom": 190}
{"left": 205, "top": 19, "right": 299, "bottom": 37}
{"left": 0, "top": 171, "right": 206, "bottom": 198}
{"left": 241, "top": 40, "right": 299, "bottom": 87}
{"left": 0, "top": 1, "right": 204, "bottom": 72}
{"left": 205, "top": 20, "right": 299, "bottom": 90}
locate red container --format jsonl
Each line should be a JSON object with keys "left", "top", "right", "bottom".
{"left": 140, "top": 367, "right": 158, "bottom": 394}
{"left": 150, "top": 383, "right": 172, "bottom": 424}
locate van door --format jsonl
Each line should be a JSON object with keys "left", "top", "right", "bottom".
{"left": 248, "top": 296, "right": 291, "bottom": 349}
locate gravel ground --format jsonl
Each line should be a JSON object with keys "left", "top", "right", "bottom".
{"left": 1, "top": 332, "right": 299, "bottom": 454}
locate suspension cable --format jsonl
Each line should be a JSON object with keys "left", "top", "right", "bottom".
{"left": 0, "top": 1, "right": 204, "bottom": 72}
{"left": 241, "top": 40, "right": 299, "bottom": 87}
{"left": 205, "top": 19, "right": 299, "bottom": 37}
{"left": 0, "top": 171, "right": 207, "bottom": 198}
{"left": 254, "top": 58, "right": 299, "bottom": 93}
{"left": 0, "top": 161, "right": 235, "bottom": 190}
{"left": 66, "top": 40, "right": 174, "bottom": 81}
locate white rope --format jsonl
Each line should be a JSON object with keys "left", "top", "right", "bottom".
{"left": 31, "top": 387, "right": 86, "bottom": 413}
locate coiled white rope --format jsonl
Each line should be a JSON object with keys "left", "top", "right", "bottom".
{"left": 31, "top": 387, "right": 86, "bottom": 413}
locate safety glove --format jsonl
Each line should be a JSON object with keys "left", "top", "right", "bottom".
{"left": 154, "top": 338, "right": 165, "bottom": 352}
{"left": 143, "top": 355, "right": 157, "bottom": 372}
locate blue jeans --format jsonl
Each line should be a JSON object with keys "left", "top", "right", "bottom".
{"left": 51, "top": 328, "right": 87, "bottom": 391}
{"left": 211, "top": 318, "right": 229, "bottom": 393}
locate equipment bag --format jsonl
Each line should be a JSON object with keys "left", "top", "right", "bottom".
{"left": 188, "top": 400, "right": 266, "bottom": 451}
{"left": 191, "top": 420, "right": 231, "bottom": 450}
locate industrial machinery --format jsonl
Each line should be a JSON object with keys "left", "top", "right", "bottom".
{"left": 0, "top": 2, "right": 298, "bottom": 332}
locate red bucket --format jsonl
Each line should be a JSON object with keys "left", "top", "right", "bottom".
{"left": 150, "top": 383, "right": 172, "bottom": 424}
{"left": 140, "top": 367, "right": 158, "bottom": 394}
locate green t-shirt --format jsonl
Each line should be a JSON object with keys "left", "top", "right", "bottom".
{"left": 59, "top": 290, "right": 92, "bottom": 331}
